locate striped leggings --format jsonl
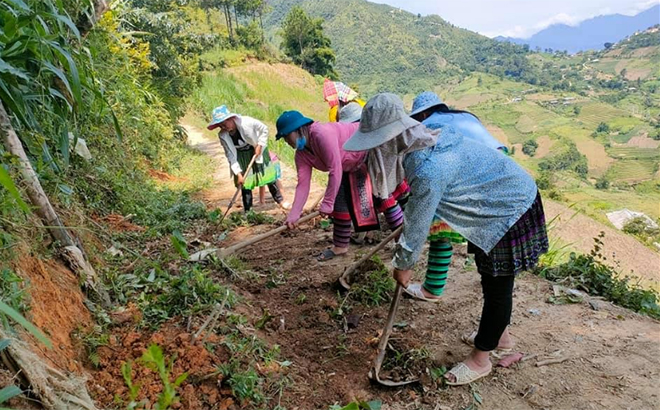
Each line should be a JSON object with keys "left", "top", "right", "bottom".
{"left": 383, "top": 203, "right": 451, "bottom": 297}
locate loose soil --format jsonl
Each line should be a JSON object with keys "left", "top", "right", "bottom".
{"left": 14, "top": 253, "right": 92, "bottom": 373}
{"left": 181, "top": 121, "right": 660, "bottom": 410}
{"left": 88, "top": 321, "right": 234, "bottom": 410}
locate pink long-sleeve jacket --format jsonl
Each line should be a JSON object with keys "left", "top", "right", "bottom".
{"left": 286, "top": 122, "right": 366, "bottom": 223}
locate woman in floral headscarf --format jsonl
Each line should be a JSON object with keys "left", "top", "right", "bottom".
{"left": 323, "top": 79, "right": 366, "bottom": 122}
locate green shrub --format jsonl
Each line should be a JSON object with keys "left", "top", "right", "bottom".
{"left": 536, "top": 233, "right": 660, "bottom": 319}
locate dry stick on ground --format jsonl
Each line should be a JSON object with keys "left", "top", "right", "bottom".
{"left": 536, "top": 357, "right": 570, "bottom": 367}
{"left": 193, "top": 290, "right": 231, "bottom": 342}
{"left": 0, "top": 102, "right": 110, "bottom": 306}
{"left": 216, "top": 211, "right": 320, "bottom": 257}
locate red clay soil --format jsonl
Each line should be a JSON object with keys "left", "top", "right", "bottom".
{"left": 14, "top": 254, "right": 92, "bottom": 373}
{"left": 148, "top": 169, "right": 188, "bottom": 183}
{"left": 96, "top": 213, "right": 145, "bottom": 233}
{"left": 88, "top": 321, "right": 236, "bottom": 410}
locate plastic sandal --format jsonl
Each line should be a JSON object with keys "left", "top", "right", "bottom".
{"left": 462, "top": 331, "right": 513, "bottom": 357}
{"left": 317, "top": 248, "right": 346, "bottom": 261}
{"left": 445, "top": 362, "right": 492, "bottom": 386}
{"left": 403, "top": 283, "right": 442, "bottom": 303}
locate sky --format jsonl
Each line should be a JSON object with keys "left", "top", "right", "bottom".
{"left": 371, "top": 0, "right": 660, "bottom": 38}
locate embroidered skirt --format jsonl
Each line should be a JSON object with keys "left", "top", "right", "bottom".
{"left": 468, "top": 191, "right": 549, "bottom": 276}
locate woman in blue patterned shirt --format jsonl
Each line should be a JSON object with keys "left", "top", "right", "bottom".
{"left": 344, "top": 93, "right": 549, "bottom": 386}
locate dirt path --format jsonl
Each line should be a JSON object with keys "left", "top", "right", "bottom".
{"left": 184, "top": 121, "right": 660, "bottom": 410}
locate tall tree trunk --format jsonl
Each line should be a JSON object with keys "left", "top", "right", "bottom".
{"left": 77, "top": 0, "right": 110, "bottom": 37}
{"left": 233, "top": 5, "right": 239, "bottom": 29}
{"left": 225, "top": 4, "right": 234, "bottom": 40}
{"left": 0, "top": 102, "right": 110, "bottom": 306}
{"left": 259, "top": 12, "right": 265, "bottom": 42}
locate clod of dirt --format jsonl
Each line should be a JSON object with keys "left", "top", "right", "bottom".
{"left": 89, "top": 321, "right": 233, "bottom": 410}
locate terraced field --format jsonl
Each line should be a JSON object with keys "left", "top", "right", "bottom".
{"left": 579, "top": 102, "right": 630, "bottom": 129}
{"left": 607, "top": 160, "right": 658, "bottom": 183}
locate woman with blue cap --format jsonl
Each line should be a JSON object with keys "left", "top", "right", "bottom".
{"left": 403, "top": 92, "right": 509, "bottom": 302}
{"left": 208, "top": 105, "right": 288, "bottom": 212}
{"left": 343, "top": 93, "right": 548, "bottom": 386}
{"left": 275, "top": 110, "right": 378, "bottom": 261}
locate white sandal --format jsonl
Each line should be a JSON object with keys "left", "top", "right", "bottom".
{"left": 403, "top": 283, "right": 442, "bottom": 303}
{"left": 445, "top": 362, "right": 492, "bottom": 386}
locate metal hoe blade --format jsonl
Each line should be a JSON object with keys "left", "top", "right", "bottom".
{"left": 368, "top": 283, "right": 419, "bottom": 386}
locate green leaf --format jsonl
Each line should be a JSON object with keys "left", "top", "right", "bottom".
{"left": 45, "top": 13, "right": 80, "bottom": 39}
{"left": 170, "top": 230, "right": 188, "bottom": 259}
{"left": 173, "top": 372, "right": 188, "bottom": 387}
{"left": 0, "top": 82, "right": 30, "bottom": 127}
{"left": 0, "top": 165, "right": 29, "bottom": 213}
{"left": 48, "top": 87, "right": 72, "bottom": 110}
{"left": 49, "top": 42, "right": 82, "bottom": 107}
{"left": 0, "top": 58, "right": 29, "bottom": 81}
{"left": 2, "top": 0, "right": 30, "bottom": 13}
{"left": 0, "top": 339, "right": 10, "bottom": 351}
{"left": 0, "top": 385, "right": 21, "bottom": 404}
{"left": 59, "top": 126, "right": 69, "bottom": 167}
{"left": 0, "top": 300, "right": 51, "bottom": 348}
{"left": 473, "top": 391, "right": 483, "bottom": 405}
{"left": 366, "top": 401, "right": 382, "bottom": 410}
{"left": 41, "top": 61, "right": 74, "bottom": 101}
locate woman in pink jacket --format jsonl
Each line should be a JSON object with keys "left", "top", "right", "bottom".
{"left": 276, "top": 110, "right": 374, "bottom": 261}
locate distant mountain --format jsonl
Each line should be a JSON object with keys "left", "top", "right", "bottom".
{"left": 265, "top": 0, "right": 548, "bottom": 95}
{"left": 497, "top": 5, "right": 660, "bottom": 54}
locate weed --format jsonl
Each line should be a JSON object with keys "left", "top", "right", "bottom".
{"left": 349, "top": 256, "right": 395, "bottom": 307}
{"left": 228, "top": 368, "right": 264, "bottom": 404}
{"left": 255, "top": 309, "right": 273, "bottom": 329}
{"left": 141, "top": 265, "right": 237, "bottom": 327}
{"left": 329, "top": 401, "right": 382, "bottom": 410}
{"left": 536, "top": 232, "right": 660, "bottom": 319}
{"left": 79, "top": 325, "right": 110, "bottom": 368}
{"left": 294, "top": 293, "right": 307, "bottom": 305}
{"left": 0, "top": 268, "right": 29, "bottom": 314}
{"left": 224, "top": 210, "right": 275, "bottom": 229}
{"left": 122, "top": 344, "right": 188, "bottom": 410}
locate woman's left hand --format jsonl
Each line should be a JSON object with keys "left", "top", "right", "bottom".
{"left": 393, "top": 269, "right": 413, "bottom": 287}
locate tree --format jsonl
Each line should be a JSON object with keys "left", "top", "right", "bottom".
{"left": 573, "top": 105, "right": 581, "bottom": 116}
{"left": 604, "top": 42, "right": 613, "bottom": 49}
{"left": 522, "top": 139, "right": 538, "bottom": 156}
{"left": 596, "top": 122, "right": 610, "bottom": 133}
{"left": 595, "top": 175, "right": 610, "bottom": 190}
{"left": 281, "top": 6, "right": 338, "bottom": 78}
{"left": 477, "top": 76, "right": 483, "bottom": 86}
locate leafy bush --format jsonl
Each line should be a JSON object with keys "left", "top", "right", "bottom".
{"left": 522, "top": 139, "right": 538, "bottom": 156}
{"left": 536, "top": 233, "right": 660, "bottom": 319}
{"left": 538, "top": 141, "right": 589, "bottom": 178}
{"left": 595, "top": 175, "right": 610, "bottom": 190}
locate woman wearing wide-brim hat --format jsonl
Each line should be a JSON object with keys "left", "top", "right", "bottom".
{"left": 208, "top": 105, "right": 289, "bottom": 212}
{"left": 276, "top": 110, "right": 379, "bottom": 261}
{"left": 343, "top": 93, "right": 549, "bottom": 386}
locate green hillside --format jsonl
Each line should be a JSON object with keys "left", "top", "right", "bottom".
{"left": 265, "top": 0, "right": 557, "bottom": 95}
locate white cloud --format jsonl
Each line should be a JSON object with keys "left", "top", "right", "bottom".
{"left": 488, "top": 13, "right": 581, "bottom": 38}
{"left": 627, "top": 0, "right": 660, "bottom": 14}
{"left": 486, "top": 0, "right": 659, "bottom": 39}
